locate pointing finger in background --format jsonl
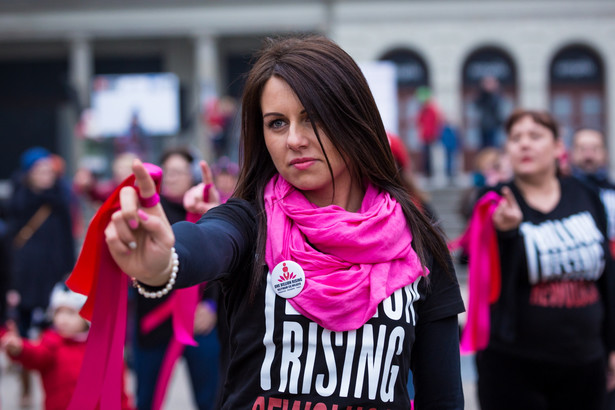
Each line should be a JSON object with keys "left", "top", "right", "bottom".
{"left": 500, "top": 186, "right": 519, "bottom": 208}
{"left": 200, "top": 160, "right": 214, "bottom": 186}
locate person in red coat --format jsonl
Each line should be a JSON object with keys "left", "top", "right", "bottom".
{"left": 416, "top": 86, "right": 443, "bottom": 178}
{"left": 0, "top": 283, "right": 134, "bottom": 410}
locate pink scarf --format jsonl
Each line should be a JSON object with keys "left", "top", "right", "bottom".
{"left": 264, "top": 174, "right": 428, "bottom": 332}
{"left": 449, "top": 191, "right": 502, "bottom": 353}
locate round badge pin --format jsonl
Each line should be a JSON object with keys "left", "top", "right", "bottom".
{"left": 271, "top": 260, "right": 305, "bottom": 299}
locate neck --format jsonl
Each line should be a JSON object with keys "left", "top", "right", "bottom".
{"left": 514, "top": 172, "right": 560, "bottom": 213}
{"left": 514, "top": 171, "right": 555, "bottom": 190}
{"left": 303, "top": 180, "right": 365, "bottom": 212}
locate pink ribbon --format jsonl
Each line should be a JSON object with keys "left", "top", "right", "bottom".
{"left": 449, "top": 191, "right": 502, "bottom": 354}
{"left": 147, "top": 286, "right": 200, "bottom": 410}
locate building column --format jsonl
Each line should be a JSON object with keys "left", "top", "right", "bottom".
{"left": 69, "top": 36, "right": 93, "bottom": 110}
{"left": 67, "top": 35, "right": 93, "bottom": 175}
{"left": 194, "top": 33, "right": 219, "bottom": 162}
{"left": 518, "top": 43, "right": 549, "bottom": 110}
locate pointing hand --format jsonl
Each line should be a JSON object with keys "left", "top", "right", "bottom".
{"left": 492, "top": 186, "right": 523, "bottom": 231}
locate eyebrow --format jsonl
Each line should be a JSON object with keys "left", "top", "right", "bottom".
{"left": 262, "top": 112, "right": 282, "bottom": 119}
{"left": 262, "top": 109, "right": 307, "bottom": 119}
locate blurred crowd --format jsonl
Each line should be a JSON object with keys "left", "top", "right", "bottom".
{"left": 0, "top": 139, "right": 239, "bottom": 409}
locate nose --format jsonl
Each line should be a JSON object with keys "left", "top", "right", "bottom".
{"left": 518, "top": 134, "right": 532, "bottom": 148}
{"left": 286, "top": 123, "right": 310, "bottom": 150}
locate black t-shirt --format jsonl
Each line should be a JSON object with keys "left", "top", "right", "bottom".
{"left": 485, "top": 177, "right": 615, "bottom": 364}
{"left": 171, "top": 198, "right": 465, "bottom": 409}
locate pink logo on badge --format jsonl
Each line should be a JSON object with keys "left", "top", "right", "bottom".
{"left": 278, "top": 263, "right": 296, "bottom": 282}
{"left": 271, "top": 260, "right": 305, "bottom": 299}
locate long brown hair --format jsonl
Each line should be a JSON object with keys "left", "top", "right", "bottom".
{"left": 234, "top": 35, "right": 450, "bottom": 300}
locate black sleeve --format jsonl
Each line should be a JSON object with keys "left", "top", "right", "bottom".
{"left": 411, "top": 315, "right": 464, "bottom": 409}
{"left": 410, "top": 253, "right": 465, "bottom": 409}
{"left": 172, "top": 198, "right": 257, "bottom": 288}
{"left": 415, "top": 256, "right": 465, "bottom": 324}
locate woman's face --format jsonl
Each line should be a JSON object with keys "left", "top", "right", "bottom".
{"left": 161, "top": 154, "right": 194, "bottom": 200}
{"left": 506, "top": 115, "right": 563, "bottom": 179}
{"left": 28, "top": 158, "right": 56, "bottom": 191}
{"left": 261, "top": 76, "right": 360, "bottom": 209}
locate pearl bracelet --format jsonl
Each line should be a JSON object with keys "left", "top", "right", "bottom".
{"left": 132, "top": 247, "right": 179, "bottom": 298}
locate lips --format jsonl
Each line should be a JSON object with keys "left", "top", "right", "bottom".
{"left": 290, "top": 157, "right": 317, "bottom": 170}
{"left": 290, "top": 157, "right": 315, "bottom": 165}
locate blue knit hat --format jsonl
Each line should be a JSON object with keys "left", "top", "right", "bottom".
{"left": 20, "top": 146, "right": 51, "bottom": 172}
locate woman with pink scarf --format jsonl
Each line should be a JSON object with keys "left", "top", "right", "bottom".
{"left": 470, "top": 110, "right": 615, "bottom": 410}
{"left": 104, "top": 36, "right": 465, "bottom": 409}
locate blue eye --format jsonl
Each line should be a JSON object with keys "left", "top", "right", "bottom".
{"left": 268, "top": 119, "right": 285, "bottom": 129}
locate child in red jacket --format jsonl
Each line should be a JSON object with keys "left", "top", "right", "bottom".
{"left": 1, "top": 283, "right": 134, "bottom": 410}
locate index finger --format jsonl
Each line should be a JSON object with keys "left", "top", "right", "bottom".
{"left": 200, "top": 160, "right": 214, "bottom": 185}
{"left": 133, "top": 158, "right": 157, "bottom": 199}
{"left": 501, "top": 186, "right": 519, "bottom": 207}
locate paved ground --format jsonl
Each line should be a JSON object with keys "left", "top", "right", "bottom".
{"left": 0, "top": 359, "right": 478, "bottom": 409}
{"left": 0, "top": 356, "right": 196, "bottom": 410}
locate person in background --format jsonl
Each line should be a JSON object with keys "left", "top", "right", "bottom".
{"left": 211, "top": 156, "right": 240, "bottom": 204}
{"left": 104, "top": 35, "right": 464, "bottom": 409}
{"left": 570, "top": 128, "right": 615, "bottom": 250}
{"left": 204, "top": 96, "right": 239, "bottom": 160}
{"left": 387, "top": 131, "right": 436, "bottom": 219}
{"left": 5, "top": 147, "right": 76, "bottom": 407}
{"left": 459, "top": 147, "right": 512, "bottom": 223}
{"left": 440, "top": 121, "right": 460, "bottom": 184}
{"left": 473, "top": 109, "right": 615, "bottom": 410}
{"left": 416, "top": 86, "right": 443, "bottom": 178}
{"left": 114, "top": 112, "right": 150, "bottom": 161}
{"left": 1, "top": 282, "right": 134, "bottom": 410}
{"left": 132, "top": 147, "right": 220, "bottom": 410}
{"left": 569, "top": 128, "right": 615, "bottom": 410}
{"left": 474, "top": 75, "right": 504, "bottom": 149}
{"left": 74, "top": 152, "right": 139, "bottom": 206}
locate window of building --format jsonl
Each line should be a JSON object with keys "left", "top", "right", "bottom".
{"left": 549, "top": 45, "right": 605, "bottom": 147}
{"left": 380, "top": 48, "right": 430, "bottom": 168}
{"left": 461, "top": 46, "right": 517, "bottom": 170}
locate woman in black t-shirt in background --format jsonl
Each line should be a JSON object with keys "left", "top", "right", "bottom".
{"left": 475, "top": 109, "right": 615, "bottom": 410}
